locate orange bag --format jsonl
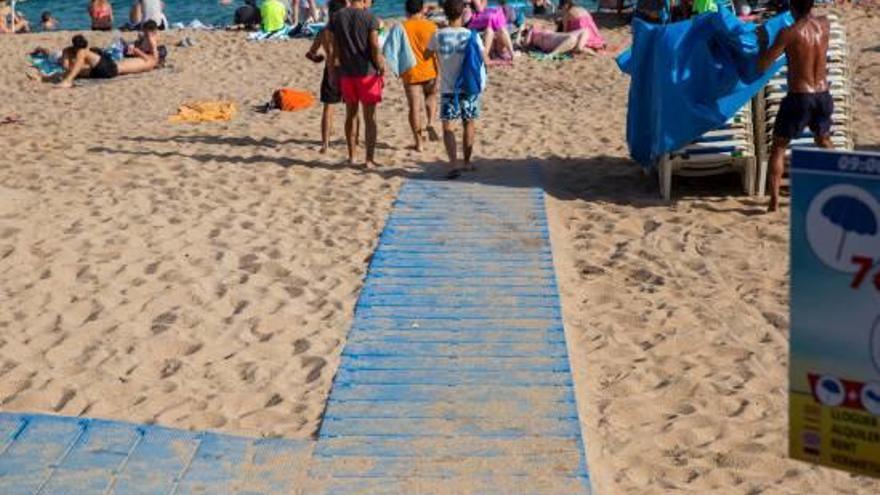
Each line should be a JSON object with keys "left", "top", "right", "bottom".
{"left": 273, "top": 88, "right": 316, "bottom": 111}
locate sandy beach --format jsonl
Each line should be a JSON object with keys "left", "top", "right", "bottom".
{"left": 1, "top": 6, "right": 879, "bottom": 493}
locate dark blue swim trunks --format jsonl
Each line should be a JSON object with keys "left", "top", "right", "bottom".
{"left": 773, "top": 91, "right": 834, "bottom": 140}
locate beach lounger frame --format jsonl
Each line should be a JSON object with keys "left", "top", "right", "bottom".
{"left": 658, "top": 102, "right": 758, "bottom": 200}
{"left": 595, "top": 0, "right": 636, "bottom": 15}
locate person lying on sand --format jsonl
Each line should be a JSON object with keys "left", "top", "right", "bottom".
{"left": 518, "top": 24, "right": 599, "bottom": 56}
{"left": 37, "top": 30, "right": 160, "bottom": 89}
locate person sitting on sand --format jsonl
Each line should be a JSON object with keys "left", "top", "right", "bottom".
{"left": 519, "top": 24, "right": 601, "bottom": 56}
{"left": 557, "top": 0, "right": 604, "bottom": 49}
{"left": 467, "top": 0, "right": 515, "bottom": 60}
{"left": 758, "top": 0, "right": 832, "bottom": 212}
{"left": 1, "top": 3, "right": 30, "bottom": 34}
{"left": 41, "top": 11, "right": 59, "bottom": 31}
{"left": 89, "top": 0, "right": 114, "bottom": 31}
{"left": 234, "top": 0, "right": 262, "bottom": 30}
{"left": 126, "top": 20, "right": 162, "bottom": 63}
{"left": 260, "top": 0, "right": 289, "bottom": 33}
{"left": 49, "top": 30, "right": 161, "bottom": 88}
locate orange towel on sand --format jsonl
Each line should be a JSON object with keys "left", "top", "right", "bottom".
{"left": 169, "top": 101, "right": 237, "bottom": 123}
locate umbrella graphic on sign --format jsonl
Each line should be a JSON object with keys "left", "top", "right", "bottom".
{"left": 821, "top": 195, "right": 878, "bottom": 260}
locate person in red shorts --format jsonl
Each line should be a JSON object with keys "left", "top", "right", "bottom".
{"left": 327, "top": 0, "right": 386, "bottom": 167}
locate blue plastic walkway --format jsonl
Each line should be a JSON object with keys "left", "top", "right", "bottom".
{"left": 0, "top": 413, "right": 312, "bottom": 494}
{"left": 0, "top": 175, "right": 590, "bottom": 494}
{"left": 309, "top": 177, "right": 591, "bottom": 494}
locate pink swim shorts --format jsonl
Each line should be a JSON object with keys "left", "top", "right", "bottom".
{"left": 339, "top": 75, "right": 384, "bottom": 105}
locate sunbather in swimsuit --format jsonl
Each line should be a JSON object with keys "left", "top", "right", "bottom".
{"left": 521, "top": 24, "right": 598, "bottom": 55}
{"left": 50, "top": 32, "right": 160, "bottom": 88}
{"left": 558, "top": 0, "right": 605, "bottom": 50}
{"left": 468, "top": 0, "right": 515, "bottom": 60}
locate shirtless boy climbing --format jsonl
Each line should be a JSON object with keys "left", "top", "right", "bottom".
{"left": 758, "top": 0, "right": 832, "bottom": 212}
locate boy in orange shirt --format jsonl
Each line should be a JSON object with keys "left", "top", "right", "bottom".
{"left": 401, "top": 0, "right": 439, "bottom": 152}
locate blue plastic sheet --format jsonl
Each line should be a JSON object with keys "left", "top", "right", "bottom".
{"left": 617, "top": 10, "right": 794, "bottom": 167}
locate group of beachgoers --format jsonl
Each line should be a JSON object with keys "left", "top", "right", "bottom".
{"left": 0, "top": 0, "right": 167, "bottom": 34}
{"left": 302, "top": 0, "right": 607, "bottom": 177}
{"left": 232, "top": 0, "right": 324, "bottom": 31}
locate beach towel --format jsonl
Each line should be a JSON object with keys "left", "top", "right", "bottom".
{"left": 455, "top": 31, "right": 487, "bottom": 97}
{"left": 169, "top": 101, "right": 237, "bottom": 123}
{"left": 29, "top": 54, "right": 64, "bottom": 77}
{"left": 247, "top": 24, "right": 294, "bottom": 40}
{"left": 529, "top": 52, "right": 572, "bottom": 61}
{"left": 616, "top": 10, "right": 793, "bottom": 167}
{"left": 382, "top": 23, "right": 417, "bottom": 78}
{"left": 246, "top": 23, "right": 323, "bottom": 41}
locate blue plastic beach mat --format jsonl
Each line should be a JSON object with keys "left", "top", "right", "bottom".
{"left": 616, "top": 10, "right": 794, "bottom": 168}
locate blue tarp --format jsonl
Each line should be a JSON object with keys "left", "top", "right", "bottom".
{"left": 617, "top": 10, "right": 794, "bottom": 167}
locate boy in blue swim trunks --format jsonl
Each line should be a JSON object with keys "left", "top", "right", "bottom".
{"left": 425, "top": 0, "right": 489, "bottom": 179}
{"left": 758, "top": 0, "right": 832, "bottom": 212}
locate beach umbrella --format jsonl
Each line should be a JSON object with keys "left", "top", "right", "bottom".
{"left": 821, "top": 195, "right": 878, "bottom": 260}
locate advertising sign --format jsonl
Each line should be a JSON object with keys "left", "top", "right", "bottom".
{"left": 790, "top": 148, "right": 880, "bottom": 477}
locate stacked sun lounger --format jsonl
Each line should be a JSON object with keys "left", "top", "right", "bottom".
{"left": 596, "top": 0, "right": 635, "bottom": 16}
{"left": 658, "top": 102, "right": 758, "bottom": 200}
{"left": 754, "top": 13, "right": 853, "bottom": 196}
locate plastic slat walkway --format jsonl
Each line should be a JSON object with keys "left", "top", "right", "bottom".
{"left": 309, "top": 178, "right": 591, "bottom": 494}
{"left": 0, "top": 414, "right": 312, "bottom": 494}
{"left": 0, "top": 176, "right": 591, "bottom": 494}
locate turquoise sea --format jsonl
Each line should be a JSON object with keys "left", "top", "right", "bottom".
{"left": 14, "top": 0, "right": 601, "bottom": 32}
{"left": 13, "top": 0, "right": 409, "bottom": 31}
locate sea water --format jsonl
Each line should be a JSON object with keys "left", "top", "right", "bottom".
{"left": 14, "top": 0, "right": 408, "bottom": 31}
{"left": 16, "top": 0, "right": 595, "bottom": 30}
{"left": 14, "top": 0, "right": 601, "bottom": 32}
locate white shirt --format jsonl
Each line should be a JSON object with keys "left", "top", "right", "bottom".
{"left": 428, "top": 27, "right": 485, "bottom": 95}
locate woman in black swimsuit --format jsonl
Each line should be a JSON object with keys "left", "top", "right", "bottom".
{"left": 55, "top": 32, "right": 160, "bottom": 88}
{"left": 55, "top": 35, "right": 118, "bottom": 87}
